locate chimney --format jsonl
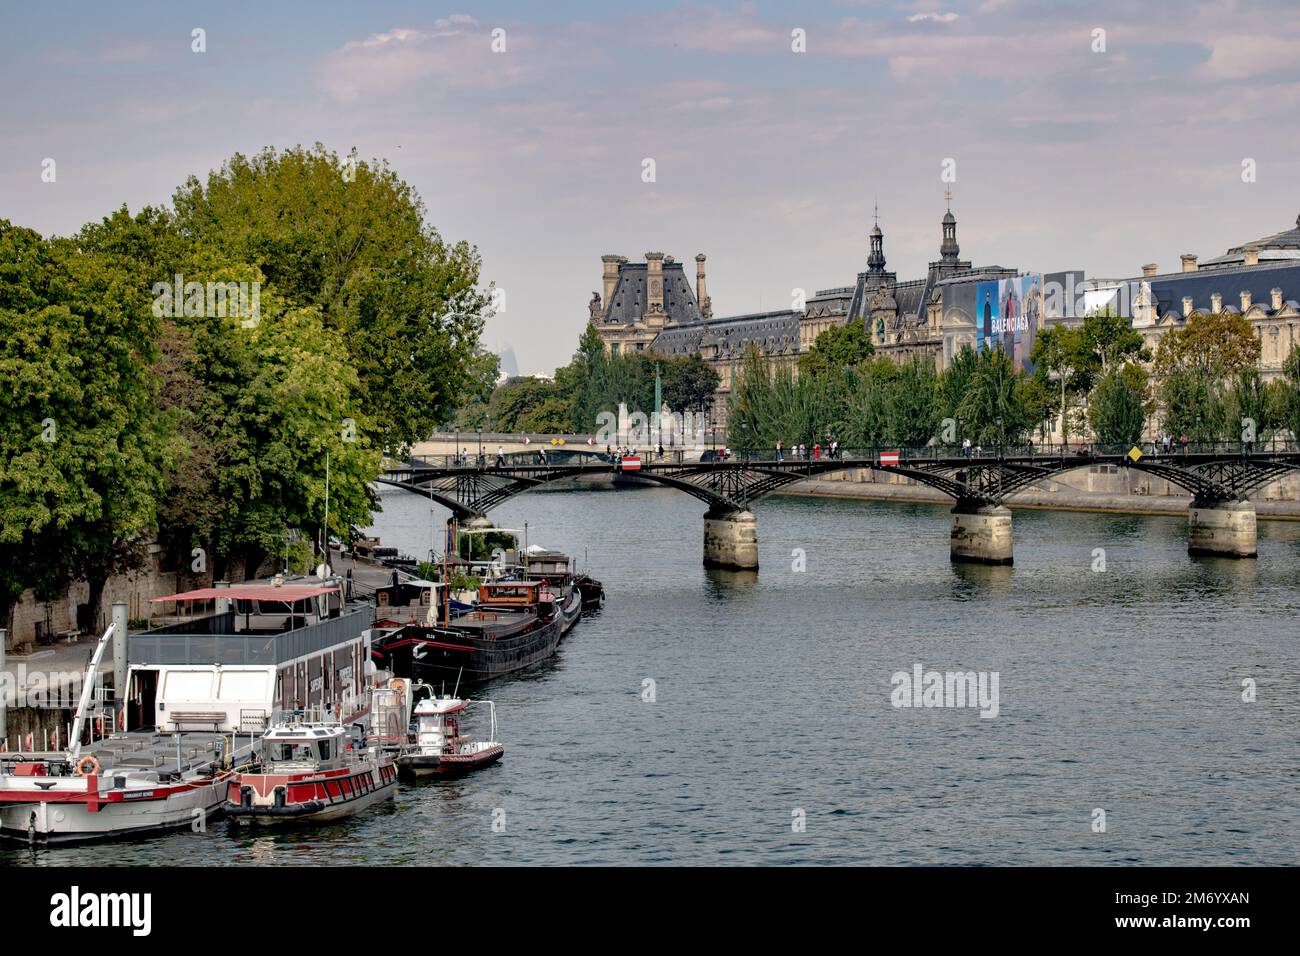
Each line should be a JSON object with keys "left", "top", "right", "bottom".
{"left": 1243, "top": 246, "right": 1260, "bottom": 267}
{"left": 1181, "top": 254, "right": 1198, "bottom": 273}
{"left": 1142, "top": 263, "right": 1158, "bottom": 277}
{"left": 1210, "top": 292, "right": 1222, "bottom": 313}
{"left": 645, "top": 252, "right": 665, "bottom": 318}
{"left": 601, "top": 255, "right": 625, "bottom": 304}
{"left": 695, "top": 254, "right": 709, "bottom": 314}
{"left": 1241, "top": 290, "right": 1252, "bottom": 311}
{"left": 1272, "top": 287, "right": 1284, "bottom": 310}
{"left": 1182, "top": 296, "right": 1194, "bottom": 317}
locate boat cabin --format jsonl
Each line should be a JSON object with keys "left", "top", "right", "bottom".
{"left": 259, "top": 722, "right": 349, "bottom": 772}
{"left": 413, "top": 698, "right": 469, "bottom": 754}
{"left": 372, "top": 578, "right": 442, "bottom": 627}
{"left": 124, "top": 580, "right": 373, "bottom": 736}
{"left": 476, "top": 581, "right": 541, "bottom": 607}
{"left": 524, "top": 550, "right": 573, "bottom": 578}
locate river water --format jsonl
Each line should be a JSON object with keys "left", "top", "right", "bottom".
{"left": 8, "top": 485, "right": 1300, "bottom": 865}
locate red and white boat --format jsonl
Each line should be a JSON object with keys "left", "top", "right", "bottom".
{"left": 395, "top": 696, "right": 502, "bottom": 779}
{"left": 224, "top": 715, "right": 396, "bottom": 825}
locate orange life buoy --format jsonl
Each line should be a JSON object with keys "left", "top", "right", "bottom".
{"left": 74, "top": 755, "right": 101, "bottom": 777}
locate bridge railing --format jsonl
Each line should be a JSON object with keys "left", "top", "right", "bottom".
{"left": 389, "top": 439, "right": 1300, "bottom": 473}
{"left": 714, "top": 439, "right": 1300, "bottom": 463}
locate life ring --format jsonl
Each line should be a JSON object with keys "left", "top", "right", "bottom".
{"left": 74, "top": 755, "right": 101, "bottom": 777}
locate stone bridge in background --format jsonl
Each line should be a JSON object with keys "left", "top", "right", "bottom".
{"left": 379, "top": 443, "right": 1300, "bottom": 569}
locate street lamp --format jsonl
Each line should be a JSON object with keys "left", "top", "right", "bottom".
{"left": 477, "top": 427, "right": 483, "bottom": 465}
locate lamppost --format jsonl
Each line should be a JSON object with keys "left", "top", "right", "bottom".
{"left": 477, "top": 427, "right": 483, "bottom": 465}
{"left": 454, "top": 427, "right": 460, "bottom": 466}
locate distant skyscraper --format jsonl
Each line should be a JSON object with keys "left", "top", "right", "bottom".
{"left": 497, "top": 344, "right": 519, "bottom": 377}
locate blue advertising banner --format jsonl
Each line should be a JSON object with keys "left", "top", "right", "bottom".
{"left": 976, "top": 275, "right": 1042, "bottom": 372}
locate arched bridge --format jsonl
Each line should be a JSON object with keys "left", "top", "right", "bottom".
{"left": 379, "top": 443, "right": 1300, "bottom": 568}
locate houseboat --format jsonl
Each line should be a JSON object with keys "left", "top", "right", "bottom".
{"left": 0, "top": 577, "right": 374, "bottom": 843}
{"left": 371, "top": 578, "right": 578, "bottom": 683}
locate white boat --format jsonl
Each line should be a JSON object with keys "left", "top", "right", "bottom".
{"left": 223, "top": 714, "right": 396, "bottom": 826}
{"left": 396, "top": 696, "right": 503, "bottom": 779}
{"left": 0, "top": 578, "right": 374, "bottom": 843}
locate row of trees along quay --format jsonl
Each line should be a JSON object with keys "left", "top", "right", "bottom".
{"left": 0, "top": 145, "right": 500, "bottom": 633}
{"left": 455, "top": 322, "right": 721, "bottom": 434}
{"left": 727, "top": 310, "right": 1300, "bottom": 450}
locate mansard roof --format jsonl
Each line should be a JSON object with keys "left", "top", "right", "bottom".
{"left": 648, "top": 310, "right": 800, "bottom": 357}
{"left": 602, "top": 260, "right": 701, "bottom": 326}
{"left": 1135, "top": 260, "right": 1300, "bottom": 316}
{"left": 1199, "top": 212, "right": 1300, "bottom": 268}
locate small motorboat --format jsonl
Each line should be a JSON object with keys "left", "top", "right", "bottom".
{"left": 224, "top": 715, "right": 396, "bottom": 826}
{"left": 396, "top": 697, "right": 502, "bottom": 779}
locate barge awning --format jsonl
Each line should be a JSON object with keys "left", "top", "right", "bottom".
{"left": 149, "top": 586, "right": 341, "bottom": 603}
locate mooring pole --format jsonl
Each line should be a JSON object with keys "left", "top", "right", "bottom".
{"left": 0, "top": 627, "right": 7, "bottom": 748}
{"left": 112, "top": 603, "right": 128, "bottom": 731}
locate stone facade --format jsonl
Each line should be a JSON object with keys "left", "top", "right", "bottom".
{"left": 1090, "top": 213, "right": 1300, "bottom": 381}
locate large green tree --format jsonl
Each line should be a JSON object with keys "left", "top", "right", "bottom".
{"left": 172, "top": 144, "right": 493, "bottom": 451}
{"left": 0, "top": 220, "right": 170, "bottom": 627}
{"left": 1088, "top": 363, "right": 1150, "bottom": 446}
{"left": 798, "top": 318, "right": 874, "bottom": 379}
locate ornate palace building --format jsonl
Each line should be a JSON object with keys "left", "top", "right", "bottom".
{"left": 588, "top": 203, "right": 1016, "bottom": 422}
{"left": 587, "top": 207, "right": 1300, "bottom": 422}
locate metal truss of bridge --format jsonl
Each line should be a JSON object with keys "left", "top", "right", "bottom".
{"left": 379, "top": 443, "right": 1300, "bottom": 569}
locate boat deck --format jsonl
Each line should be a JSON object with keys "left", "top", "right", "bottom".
{"left": 79, "top": 732, "right": 255, "bottom": 776}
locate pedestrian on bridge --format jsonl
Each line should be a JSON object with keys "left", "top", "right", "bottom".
{"left": 775, "top": 439, "right": 783, "bottom": 462}
{"left": 497, "top": 446, "right": 506, "bottom": 467}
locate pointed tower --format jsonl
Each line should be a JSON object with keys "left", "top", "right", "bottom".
{"left": 940, "top": 190, "right": 960, "bottom": 263}
{"left": 867, "top": 203, "right": 887, "bottom": 277}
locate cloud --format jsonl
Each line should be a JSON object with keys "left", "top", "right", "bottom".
{"left": 907, "top": 12, "right": 960, "bottom": 23}
{"left": 318, "top": 15, "right": 528, "bottom": 102}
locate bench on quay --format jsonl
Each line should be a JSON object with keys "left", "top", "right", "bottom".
{"left": 166, "top": 711, "right": 226, "bottom": 732}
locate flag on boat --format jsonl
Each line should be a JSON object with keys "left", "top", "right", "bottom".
{"left": 880, "top": 451, "right": 900, "bottom": 467}
{"left": 621, "top": 455, "right": 642, "bottom": 471}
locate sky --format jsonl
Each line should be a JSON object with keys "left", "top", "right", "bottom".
{"left": 2, "top": 0, "right": 1299, "bottom": 372}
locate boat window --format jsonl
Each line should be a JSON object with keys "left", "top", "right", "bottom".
{"left": 269, "top": 741, "right": 321, "bottom": 762}
{"left": 218, "top": 670, "right": 269, "bottom": 701}
{"left": 319, "top": 739, "right": 332, "bottom": 760}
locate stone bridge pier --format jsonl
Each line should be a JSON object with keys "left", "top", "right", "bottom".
{"left": 950, "top": 501, "right": 1014, "bottom": 565}
{"left": 1188, "top": 500, "right": 1257, "bottom": 558}
{"left": 703, "top": 507, "right": 759, "bottom": 570}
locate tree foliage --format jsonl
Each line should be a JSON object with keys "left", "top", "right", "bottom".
{"left": 172, "top": 144, "right": 493, "bottom": 451}
{"left": 1, "top": 145, "right": 490, "bottom": 628}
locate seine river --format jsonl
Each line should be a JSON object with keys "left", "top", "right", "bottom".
{"left": 9, "top": 485, "right": 1300, "bottom": 865}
